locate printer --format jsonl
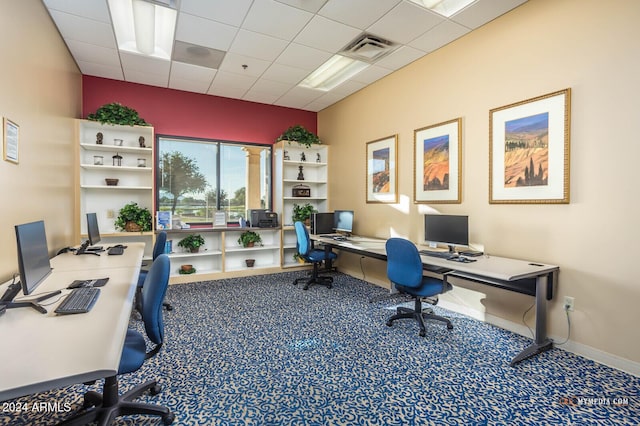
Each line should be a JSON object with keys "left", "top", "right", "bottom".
{"left": 248, "top": 209, "right": 278, "bottom": 228}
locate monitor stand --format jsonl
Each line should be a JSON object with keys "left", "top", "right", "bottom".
{"left": 75, "top": 240, "right": 100, "bottom": 256}
{"left": 0, "top": 282, "right": 59, "bottom": 314}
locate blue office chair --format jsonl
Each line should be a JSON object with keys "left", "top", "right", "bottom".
{"left": 385, "top": 238, "right": 453, "bottom": 337}
{"left": 136, "top": 231, "right": 171, "bottom": 312}
{"left": 293, "top": 221, "right": 337, "bottom": 290}
{"left": 60, "top": 255, "right": 175, "bottom": 426}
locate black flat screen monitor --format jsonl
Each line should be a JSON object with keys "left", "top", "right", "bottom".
{"left": 334, "top": 210, "right": 354, "bottom": 234}
{"left": 87, "top": 212, "right": 101, "bottom": 246}
{"left": 424, "top": 214, "right": 469, "bottom": 252}
{"left": 15, "top": 220, "right": 53, "bottom": 296}
{"left": 312, "top": 212, "right": 334, "bottom": 235}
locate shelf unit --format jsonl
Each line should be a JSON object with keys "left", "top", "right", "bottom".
{"left": 75, "top": 120, "right": 155, "bottom": 259}
{"left": 274, "top": 141, "right": 329, "bottom": 268}
{"left": 224, "top": 228, "right": 281, "bottom": 272}
{"left": 164, "top": 229, "right": 223, "bottom": 278}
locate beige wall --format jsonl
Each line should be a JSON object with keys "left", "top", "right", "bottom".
{"left": 0, "top": 1, "right": 81, "bottom": 282}
{"left": 319, "top": 0, "right": 640, "bottom": 367}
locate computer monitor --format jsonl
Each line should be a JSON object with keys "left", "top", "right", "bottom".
{"left": 15, "top": 220, "right": 53, "bottom": 296}
{"left": 424, "top": 214, "right": 469, "bottom": 253}
{"left": 311, "top": 212, "right": 334, "bottom": 235}
{"left": 86, "top": 212, "right": 101, "bottom": 246}
{"left": 334, "top": 210, "right": 354, "bottom": 234}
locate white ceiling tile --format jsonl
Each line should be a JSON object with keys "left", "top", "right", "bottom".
{"left": 168, "top": 76, "right": 212, "bottom": 94}
{"left": 176, "top": 12, "right": 238, "bottom": 51}
{"left": 170, "top": 61, "right": 217, "bottom": 83}
{"left": 294, "top": 15, "right": 361, "bottom": 53}
{"left": 331, "top": 80, "right": 366, "bottom": 96}
{"left": 367, "top": 2, "right": 443, "bottom": 44}
{"left": 275, "top": 86, "right": 324, "bottom": 108}
{"left": 77, "top": 61, "right": 124, "bottom": 81}
{"left": 208, "top": 85, "right": 249, "bottom": 99}
{"left": 243, "top": 0, "right": 313, "bottom": 41}
{"left": 210, "top": 71, "right": 258, "bottom": 92}
{"left": 66, "top": 40, "right": 121, "bottom": 68}
{"left": 120, "top": 52, "right": 171, "bottom": 76}
{"left": 219, "top": 53, "right": 271, "bottom": 77}
{"left": 305, "top": 92, "right": 347, "bottom": 111}
{"left": 49, "top": 10, "right": 116, "bottom": 48}
{"left": 409, "top": 20, "right": 470, "bottom": 53}
{"left": 275, "top": 43, "right": 332, "bottom": 71}
{"left": 274, "top": 0, "right": 329, "bottom": 13}
{"left": 349, "top": 65, "right": 394, "bottom": 85}
{"left": 243, "top": 91, "right": 281, "bottom": 105}
{"left": 452, "top": 0, "right": 528, "bottom": 29}
{"left": 124, "top": 69, "right": 169, "bottom": 87}
{"left": 229, "top": 30, "right": 289, "bottom": 62}
{"left": 180, "top": 0, "right": 253, "bottom": 27}
{"left": 43, "top": 0, "right": 111, "bottom": 23}
{"left": 375, "top": 45, "right": 426, "bottom": 70}
{"left": 318, "top": 0, "right": 400, "bottom": 30}
{"left": 249, "top": 79, "right": 292, "bottom": 97}
{"left": 261, "top": 63, "right": 308, "bottom": 85}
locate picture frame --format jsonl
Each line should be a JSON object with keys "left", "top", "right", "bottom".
{"left": 3, "top": 117, "right": 19, "bottom": 164}
{"left": 366, "top": 135, "right": 398, "bottom": 204}
{"left": 489, "top": 88, "right": 570, "bottom": 204}
{"left": 413, "top": 118, "right": 462, "bottom": 204}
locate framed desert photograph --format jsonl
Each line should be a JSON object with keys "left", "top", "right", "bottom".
{"left": 489, "top": 88, "right": 570, "bottom": 204}
{"left": 366, "top": 135, "right": 398, "bottom": 204}
{"left": 413, "top": 118, "right": 462, "bottom": 204}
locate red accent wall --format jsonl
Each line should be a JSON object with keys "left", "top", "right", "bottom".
{"left": 82, "top": 76, "right": 317, "bottom": 144}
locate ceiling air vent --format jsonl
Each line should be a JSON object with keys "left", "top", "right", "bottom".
{"left": 340, "top": 34, "right": 397, "bottom": 63}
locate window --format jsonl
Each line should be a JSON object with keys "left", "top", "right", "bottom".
{"left": 157, "top": 136, "right": 271, "bottom": 225}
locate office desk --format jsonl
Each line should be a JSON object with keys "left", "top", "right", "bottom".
{"left": 0, "top": 243, "right": 144, "bottom": 401}
{"left": 311, "top": 235, "right": 559, "bottom": 366}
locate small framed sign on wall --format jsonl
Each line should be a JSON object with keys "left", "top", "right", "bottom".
{"left": 3, "top": 117, "right": 19, "bottom": 164}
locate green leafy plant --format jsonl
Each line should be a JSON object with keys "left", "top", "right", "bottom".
{"left": 115, "top": 202, "right": 152, "bottom": 232}
{"left": 237, "top": 230, "right": 263, "bottom": 247}
{"left": 276, "top": 125, "right": 321, "bottom": 148}
{"left": 87, "top": 102, "right": 150, "bottom": 126}
{"left": 177, "top": 234, "right": 205, "bottom": 252}
{"left": 292, "top": 203, "right": 317, "bottom": 223}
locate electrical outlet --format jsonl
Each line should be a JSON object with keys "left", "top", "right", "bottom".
{"left": 564, "top": 296, "right": 575, "bottom": 312}
{"left": 106, "top": 209, "right": 115, "bottom": 219}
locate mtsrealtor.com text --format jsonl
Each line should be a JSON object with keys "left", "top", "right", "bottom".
{"left": 559, "top": 396, "right": 631, "bottom": 407}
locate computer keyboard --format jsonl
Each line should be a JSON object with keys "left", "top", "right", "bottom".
{"left": 419, "top": 250, "right": 454, "bottom": 259}
{"left": 55, "top": 287, "right": 100, "bottom": 315}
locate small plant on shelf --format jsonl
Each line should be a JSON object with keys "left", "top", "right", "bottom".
{"left": 115, "top": 202, "right": 152, "bottom": 232}
{"left": 292, "top": 203, "right": 317, "bottom": 225}
{"left": 177, "top": 234, "right": 205, "bottom": 253}
{"left": 276, "top": 124, "right": 321, "bottom": 148}
{"left": 87, "top": 102, "right": 150, "bottom": 126}
{"left": 238, "top": 230, "right": 263, "bottom": 248}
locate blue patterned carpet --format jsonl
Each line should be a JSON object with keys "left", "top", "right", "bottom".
{"left": 2, "top": 272, "right": 639, "bottom": 425}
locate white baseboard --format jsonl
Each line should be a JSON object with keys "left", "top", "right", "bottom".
{"left": 438, "top": 300, "right": 640, "bottom": 377}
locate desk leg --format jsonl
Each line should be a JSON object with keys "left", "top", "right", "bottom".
{"left": 510, "top": 274, "right": 553, "bottom": 366}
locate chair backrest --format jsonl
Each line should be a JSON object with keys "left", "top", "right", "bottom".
{"left": 152, "top": 231, "right": 167, "bottom": 261}
{"left": 141, "top": 254, "right": 170, "bottom": 347}
{"left": 385, "top": 238, "right": 423, "bottom": 288}
{"left": 294, "top": 221, "right": 311, "bottom": 256}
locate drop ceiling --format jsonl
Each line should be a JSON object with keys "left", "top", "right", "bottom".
{"left": 42, "top": 0, "right": 527, "bottom": 112}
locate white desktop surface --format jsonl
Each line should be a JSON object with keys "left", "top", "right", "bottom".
{"left": 0, "top": 243, "right": 143, "bottom": 401}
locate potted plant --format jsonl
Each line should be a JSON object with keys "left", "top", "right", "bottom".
{"left": 115, "top": 202, "right": 152, "bottom": 232}
{"left": 276, "top": 125, "right": 321, "bottom": 148}
{"left": 177, "top": 234, "right": 205, "bottom": 253}
{"left": 87, "top": 102, "right": 150, "bottom": 126}
{"left": 237, "top": 230, "right": 263, "bottom": 248}
{"left": 292, "top": 203, "right": 317, "bottom": 226}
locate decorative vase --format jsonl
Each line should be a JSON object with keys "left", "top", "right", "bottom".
{"left": 125, "top": 221, "right": 141, "bottom": 232}
{"left": 190, "top": 247, "right": 200, "bottom": 253}
{"left": 245, "top": 259, "right": 255, "bottom": 267}
{"left": 245, "top": 242, "right": 255, "bottom": 248}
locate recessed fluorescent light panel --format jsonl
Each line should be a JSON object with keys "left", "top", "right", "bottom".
{"left": 300, "top": 55, "right": 369, "bottom": 91}
{"left": 108, "top": 0, "right": 177, "bottom": 60}
{"left": 408, "top": 0, "right": 476, "bottom": 17}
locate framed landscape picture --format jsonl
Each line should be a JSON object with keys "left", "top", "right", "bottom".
{"left": 366, "top": 135, "right": 398, "bottom": 204}
{"left": 413, "top": 118, "right": 462, "bottom": 204}
{"left": 489, "top": 88, "right": 571, "bottom": 204}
